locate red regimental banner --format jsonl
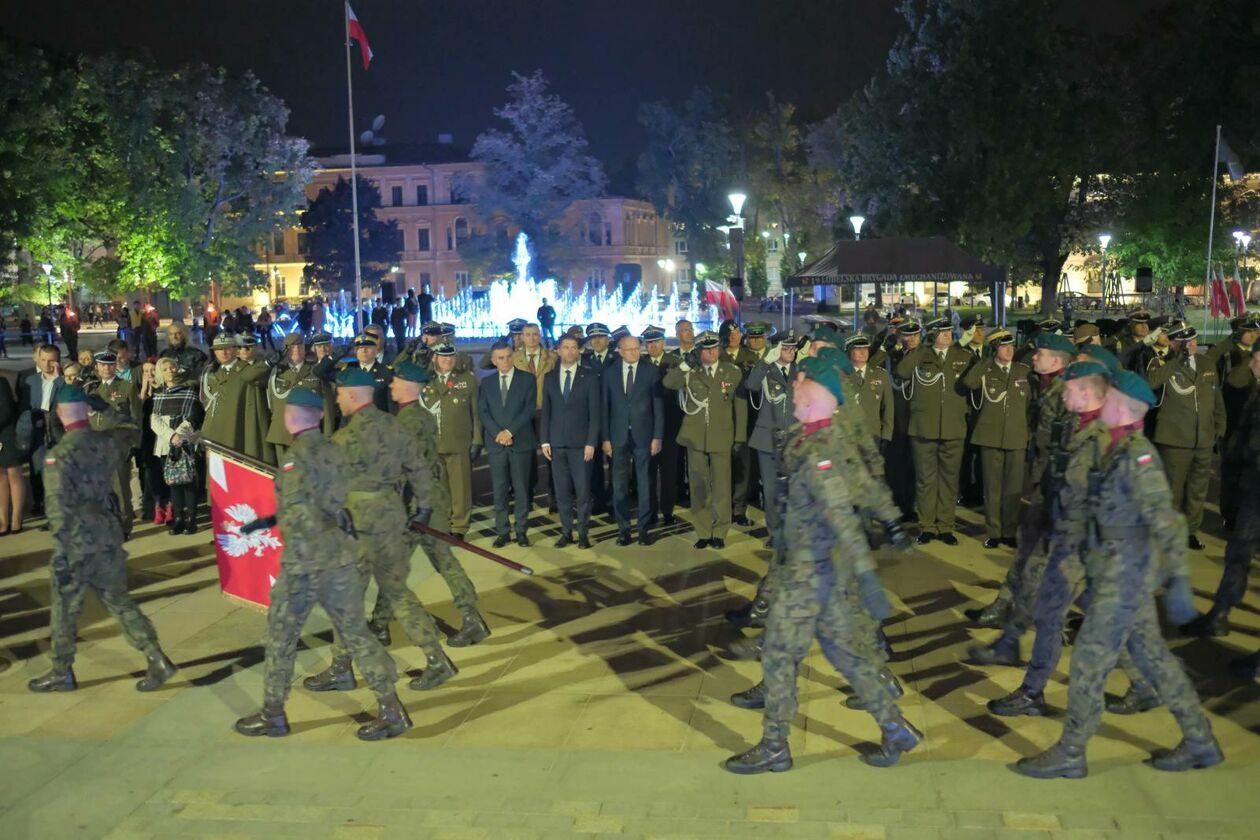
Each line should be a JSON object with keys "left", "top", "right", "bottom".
{"left": 207, "top": 449, "right": 283, "bottom": 611}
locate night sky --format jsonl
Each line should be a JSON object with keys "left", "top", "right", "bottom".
{"left": 7, "top": 0, "right": 1165, "bottom": 192}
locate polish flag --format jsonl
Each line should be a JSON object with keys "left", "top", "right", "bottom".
{"left": 1229, "top": 265, "right": 1247, "bottom": 317}
{"left": 347, "top": 3, "right": 373, "bottom": 70}
{"left": 1209, "top": 266, "right": 1232, "bottom": 319}
{"left": 705, "top": 279, "right": 739, "bottom": 322}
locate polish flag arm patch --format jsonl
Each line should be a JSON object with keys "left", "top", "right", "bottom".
{"left": 817, "top": 460, "right": 832, "bottom": 471}
{"left": 282, "top": 462, "right": 296, "bottom": 472}
{"left": 1136, "top": 454, "right": 1153, "bottom": 465}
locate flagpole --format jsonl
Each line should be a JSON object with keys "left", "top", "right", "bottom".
{"left": 345, "top": 1, "right": 363, "bottom": 337}
{"left": 1203, "top": 124, "right": 1222, "bottom": 334}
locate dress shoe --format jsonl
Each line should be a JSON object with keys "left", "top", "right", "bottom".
{"left": 728, "top": 635, "right": 764, "bottom": 661}
{"left": 1146, "top": 736, "right": 1224, "bottom": 772}
{"left": 726, "top": 599, "right": 769, "bottom": 629}
{"left": 967, "top": 638, "right": 1020, "bottom": 667}
{"left": 368, "top": 620, "right": 391, "bottom": 647}
{"left": 638, "top": 533, "right": 654, "bottom": 546}
{"left": 710, "top": 538, "right": 726, "bottom": 549}
{"left": 732, "top": 514, "right": 753, "bottom": 527}
{"left": 983, "top": 538, "right": 1001, "bottom": 549}
{"left": 578, "top": 535, "right": 592, "bottom": 549}
{"left": 1180, "top": 609, "right": 1229, "bottom": 638}
{"left": 987, "top": 686, "right": 1047, "bottom": 717}
{"left": 964, "top": 598, "right": 1009, "bottom": 629}
{"left": 516, "top": 534, "right": 530, "bottom": 547}
{"left": 555, "top": 533, "right": 572, "bottom": 548}
{"left": 693, "top": 539, "right": 710, "bottom": 549}
{"left": 447, "top": 613, "right": 491, "bottom": 647}
{"left": 303, "top": 657, "right": 356, "bottom": 692}
{"left": 724, "top": 738, "right": 792, "bottom": 774}
{"left": 917, "top": 532, "right": 935, "bottom": 545}
{"left": 1229, "top": 652, "right": 1260, "bottom": 681}
{"left": 356, "top": 693, "right": 413, "bottom": 741}
{"left": 1187, "top": 534, "right": 1205, "bottom": 551}
{"left": 28, "top": 667, "right": 76, "bottom": 693}
{"left": 408, "top": 650, "right": 458, "bottom": 691}
{"left": 136, "top": 649, "right": 178, "bottom": 692}
{"left": 616, "top": 532, "right": 632, "bottom": 546}
{"left": 1001, "top": 537, "right": 1018, "bottom": 549}
{"left": 1013, "top": 740, "right": 1087, "bottom": 779}
{"left": 730, "top": 681, "right": 768, "bottom": 709}
{"left": 492, "top": 534, "right": 511, "bottom": 548}
{"left": 662, "top": 513, "right": 676, "bottom": 526}
{"left": 1106, "top": 687, "right": 1160, "bottom": 715}
{"left": 937, "top": 532, "right": 959, "bottom": 546}
{"left": 860, "top": 717, "right": 923, "bottom": 767}
{"left": 235, "top": 707, "right": 290, "bottom": 737}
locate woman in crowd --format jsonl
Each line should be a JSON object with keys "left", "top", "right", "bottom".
{"left": 150, "top": 357, "right": 204, "bottom": 534}
{"left": 0, "top": 376, "right": 28, "bottom": 534}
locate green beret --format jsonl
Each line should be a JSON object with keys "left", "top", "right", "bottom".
{"left": 1034, "top": 333, "right": 1076, "bottom": 355}
{"left": 816, "top": 344, "right": 855, "bottom": 375}
{"left": 336, "top": 367, "right": 378, "bottom": 388}
{"left": 1079, "top": 344, "right": 1122, "bottom": 377}
{"left": 56, "top": 383, "right": 88, "bottom": 404}
{"left": 286, "top": 387, "right": 325, "bottom": 409}
{"left": 393, "top": 361, "right": 430, "bottom": 384}
{"left": 798, "top": 356, "right": 846, "bottom": 406}
{"left": 1063, "top": 360, "right": 1112, "bottom": 382}
{"left": 1114, "top": 370, "right": 1157, "bottom": 407}
{"left": 811, "top": 325, "right": 841, "bottom": 345}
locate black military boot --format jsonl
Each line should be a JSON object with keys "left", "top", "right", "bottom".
{"left": 446, "top": 612, "right": 490, "bottom": 648}
{"left": 725, "top": 598, "right": 769, "bottom": 629}
{"left": 1228, "top": 652, "right": 1260, "bottom": 681}
{"left": 730, "top": 682, "right": 768, "bottom": 709}
{"left": 987, "top": 685, "right": 1047, "bottom": 717}
{"left": 408, "top": 650, "right": 458, "bottom": 691}
{"left": 1012, "top": 739, "right": 1088, "bottom": 779}
{"left": 303, "top": 657, "right": 356, "bottom": 692}
{"left": 845, "top": 668, "right": 904, "bottom": 710}
{"left": 136, "top": 648, "right": 178, "bottom": 692}
{"left": 166, "top": 515, "right": 183, "bottom": 535}
{"left": 234, "top": 706, "right": 290, "bottom": 737}
{"left": 356, "top": 693, "right": 413, "bottom": 741}
{"left": 967, "top": 637, "right": 1021, "bottom": 667}
{"left": 728, "top": 635, "right": 764, "bottom": 661}
{"left": 1145, "top": 736, "right": 1224, "bottom": 772}
{"left": 860, "top": 716, "right": 923, "bottom": 767}
{"left": 964, "top": 598, "right": 1009, "bottom": 629}
{"left": 723, "top": 738, "right": 793, "bottom": 774}
{"left": 1180, "top": 608, "right": 1229, "bottom": 638}
{"left": 368, "top": 620, "right": 392, "bottom": 647}
{"left": 1106, "top": 686, "right": 1160, "bottom": 715}
{"left": 28, "top": 666, "right": 76, "bottom": 693}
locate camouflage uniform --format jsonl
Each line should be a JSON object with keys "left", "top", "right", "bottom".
{"left": 262, "top": 429, "right": 396, "bottom": 708}
{"left": 87, "top": 375, "right": 142, "bottom": 526}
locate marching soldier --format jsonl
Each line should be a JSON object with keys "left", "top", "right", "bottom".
{"left": 87, "top": 350, "right": 142, "bottom": 528}
{"left": 1013, "top": 371, "right": 1222, "bottom": 779}
{"left": 266, "top": 333, "right": 326, "bottom": 454}
{"left": 422, "top": 343, "right": 482, "bottom": 540}
{"left": 386, "top": 362, "right": 490, "bottom": 646}
{"left": 886, "top": 320, "right": 921, "bottom": 518}
{"left": 1145, "top": 323, "right": 1225, "bottom": 551}
{"left": 234, "top": 387, "right": 411, "bottom": 741}
{"left": 960, "top": 329, "right": 1030, "bottom": 548}
{"left": 893, "top": 317, "right": 974, "bottom": 544}
{"left": 845, "top": 335, "right": 894, "bottom": 446}
{"left": 724, "top": 358, "right": 919, "bottom": 774}
{"left": 28, "top": 384, "right": 178, "bottom": 694}
{"left": 1205, "top": 313, "right": 1259, "bottom": 529}
{"left": 302, "top": 367, "right": 458, "bottom": 694}
{"left": 662, "top": 330, "right": 747, "bottom": 549}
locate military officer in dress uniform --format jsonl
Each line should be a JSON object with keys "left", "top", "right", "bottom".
{"left": 581, "top": 322, "right": 615, "bottom": 513}
{"left": 731, "top": 321, "right": 771, "bottom": 525}
{"left": 957, "top": 315, "right": 987, "bottom": 507}
{"left": 87, "top": 351, "right": 142, "bottom": 528}
{"left": 1145, "top": 323, "right": 1225, "bottom": 551}
{"left": 266, "top": 332, "right": 327, "bottom": 454}
{"left": 845, "top": 335, "right": 894, "bottom": 446}
{"left": 396, "top": 321, "right": 444, "bottom": 370}
{"left": 894, "top": 318, "right": 975, "bottom": 544}
{"left": 422, "top": 343, "right": 481, "bottom": 539}
{"left": 1107, "top": 309, "right": 1151, "bottom": 362}
{"left": 340, "top": 333, "right": 392, "bottom": 413}
{"left": 961, "top": 329, "right": 1030, "bottom": 548}
{"left": 886, "top": 320, "right": 921, "bottom": 518}
{"left": 746, "top": 330, "right": 800, "bottom": 545}
{"left": 233, "top": 334, "right": 276, "bottom": 466}
{"left": 662, "top": 330, "right": 748, "bottom": 549}
{"left": 652, "top": 327, "right": 687, "bottom": 524}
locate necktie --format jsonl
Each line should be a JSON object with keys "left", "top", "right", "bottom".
{"left": 563, "top": 369, "right": 572, "bottom": 399}
{"left": 707, "top": 366, "right": 715, "bottom": 379}
{"left": 625, "top": 363, "right": 634, "bottom": 396}
{"left": 500, "top": 374, "right": 508, "bottom": 406}
{"left": 780, "top": 366, "right": 788, "bottom": 380}
{"left": 528, "top": 354, "right": 536, "bottom": 375}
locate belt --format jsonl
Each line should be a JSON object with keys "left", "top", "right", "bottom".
{"left": 347, "top": 488, "right": 394, "bottom": 500}
{"left": 1096, "top": 525, "right": 1148, "bottom": 540}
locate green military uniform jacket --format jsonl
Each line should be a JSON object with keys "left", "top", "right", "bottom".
{"left": 1146, "top": 352, "right": 1226, "bottom": 449}
{"left": 275, "top": 429, "right": 356, "bottom": 571}
{"left": 332, "top": 404, "right": 430, "bottom": 533}
{"left": 235, "top": 358, "right": 276, "bottom": 465}
{"left": 45, "top": 425, "right": 129, "bottom": 559}
{"left": 1206, "top": 336, "right": 1256, "bottom": 431}
{"left": 1029, "top": 372, "right": 1071, "bottom": 482}
{"left": 87, "top": 376, "right": 142, "bottom": 448}
{"left": 266, "top": 361, "right": 330, "bottom": 446}
{"left": 422, "top": 370, "right": 482, "bottom": 453}
{"left": 200, "top": 362, "right": 236, "bottom": 446}
{"left": 889, "top": 346, "right": 914, "bottom": 437}
{"left": 1050, "top": 415, "right": 1109, "bottom": 564}
{"left": 847, "top": 364, "right": 894, "bottom": 441}
{"left": 893, "top": 343, "right": 974, "bottom": 440}
{"left": 662, "top": 358, "right": 748, "bottom": 452}
{"left": 396, "top": 400, "right": 452, "bottom": 531}
{"left": 961, "top": 359, "right": 1031, "bottom": 450}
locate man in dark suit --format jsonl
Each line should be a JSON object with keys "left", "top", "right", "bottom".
{"left": 17, "top": 343, "right": 65, "bottom": 515}
{"left": 603, "top": 333, "right": 664, "bottom": 546}
{"left": 581, "top": 322, "right": 616, "bottom": 515}
{"left": 541, "top": 334, "right": 600, "bottom": 548}
{"left": 477, "top": 341, "right": 538, "bottom": 547}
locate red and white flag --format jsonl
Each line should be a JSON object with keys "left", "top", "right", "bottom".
{"left": 347, "top": 3, "right": 373, "bottom": 70}
{"left": 705, "top": 279, "right": 739, "bottom": 323}
{"left": 1229, "top": 265, "right": 1247, "bottom": 316}
{"left": 1209, "top": 266, "right": 1233, "bottom": 319}
{"left": 208, "top": 449, "right": 283, "bottom": 611}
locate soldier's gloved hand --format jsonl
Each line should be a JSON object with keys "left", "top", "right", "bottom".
{"left": 684, "top": 349, "right": 699, "bottom": 370}
{"left": 857, "top": 570, "right": 893, "bottom": 620}
{"left": 469, "top": 444, "right": 483, "bottom": 462}
{"left": 409, "top": 507, "right": 432, "bottom": 528}
{"left": 882, "top": 520, "right": 913, "bottom": 553}
{"left": 1163, "top": 575, "right": 1197, "bottom": 625}
{"left": 761, "top": 342, "right": 780, "bottom": 363}
{"left": 86, "top": 393, "right": 110, "bottom": 412}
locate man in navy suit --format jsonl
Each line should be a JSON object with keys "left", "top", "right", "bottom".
{"left": 541, "top": 334, "right": 600, "bottom": 548}
{"left": 477, "top": 342, "right": 538, "bottom": 547}
{"left": 603, "top": 333, "right": 664, "bottom": 545}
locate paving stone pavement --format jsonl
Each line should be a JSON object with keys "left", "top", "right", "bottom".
{"left": 0, "top": 489, "right": 1258, "bottom": 839}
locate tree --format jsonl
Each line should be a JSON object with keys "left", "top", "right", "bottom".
{"left": 465, "top": 71, "right": 607, "bottom": 279}
{"left": 300, "top": 177, "right": 399, "bottom": 295}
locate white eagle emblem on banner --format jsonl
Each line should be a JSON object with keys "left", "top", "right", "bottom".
{"left": 215, "top": 503, "right": 282, "bottom": 558}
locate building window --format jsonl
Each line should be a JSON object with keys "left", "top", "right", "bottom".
{"left": 417, "top": 228, "right": 431, "bottom": 252}
{"left": 446, "top": 228, "right": 453, "bottom": 250}
{"left": 296, "top": 233, "right": 309, "bottom": 255}
{"left": 275, "top": 273, "right": 287, "bottom": 298}
{"left": 676, "top": 267, "right": 689, "bottom": 286}
{"left": 420, "top": 272, "right": 431, "bottom": 292}
{"left": 272, "top": 231, "right": 285, "bottom": 256}
{"left": 766, "top": 236, "right": 779, "bottom": 253}
{"left": 455, "top": 271, "right": 470, "bottom": 289}
{"left": 587, "top": 212, "right": 602, "bottom": 246}
{"left": 390, "top": 185, "right": 403, "bottom": 206}
{"left": 392, "top": 227, "right": 405, "bottom": 253}
{"left": 454, "top": 217, "right": 470, "bottom": 247}
{"left": 674, "top": 240, "right": 688, "bottom": 255}
{"left": 416, "top": 184, "right": 428, "bottom": 206}
{"left": 604, "top": 223, "right": 612, "bottom": 246}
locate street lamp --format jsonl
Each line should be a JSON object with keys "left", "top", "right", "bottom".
{"left": 1098, "top": 233, "right": 1112, "bottom": 313}
{"left": 848, "top": 216, "right": 866, "bottom": 325}
{"left": 40, "top": 262, "right": 53, "bottom": 307}
{"left": 726, "top": 192, "right": 747, "bottom": 297}
{"left": 727, "top": 192, "right": 747, "bottom": 218}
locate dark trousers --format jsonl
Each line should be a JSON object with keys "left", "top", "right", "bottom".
{"left": 612, "top": 444, "right": 653, "bottom": 537}
{"left": 653, "top": 437, "right": 684, "bottom": 517}
{"left": 170, "top": 483, "right": 198, "bottom": 526}
{"left": 489, "top": 447, "right": 531, "bottom": 537}
{"left": 731, "top": 441, "right": 752, "bottom": 517}
{"left": 589, "top": 447, "right": 610, "bottom": 513}
{"left": 552, "top": 447, "right": 591, "bottom": 537}
{"left": 144, "top": 453, "right": 169, "bottom": 509}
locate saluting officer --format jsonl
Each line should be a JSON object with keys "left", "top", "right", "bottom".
{"left": 266, "top": 332, "right": 328, "bottom": 454}
{"left": 845, "top": 335, "right": 894, "bottom": 447}
{"left": 894, "top": 317, "right": 975, "bottom": 545}
{"left": 961, "top": 329, "right": 1031, "bottom": 548}
{"left": 422, "top": 343, "right": 482, "bottom": 540}
{"left": 957, "top": 315, "right": 987, "bottom": 507}
{"left": 729, "top": 320, "right": 769, "bottom": 526}
{"left": 886, "top": 320, "right": 921, "bottom": 518}
{"left": 340, "top": 333, "right": 392, "bottom": 412}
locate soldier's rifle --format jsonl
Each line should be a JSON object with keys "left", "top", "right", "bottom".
{"left": 409, "top": 522, "right": 534, "bottom": 576}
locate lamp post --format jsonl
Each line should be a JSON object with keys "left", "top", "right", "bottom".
{"left": 849, "top": 215, "right": 865, "bottom": 328}
{"left": 1235, "top": 230, "right": 1253, "bottom": 301}
{"left": 40, "top": 262, "right": 53, "bottom": 308}
{"left": 727, "top": 192, "right": 746, "bottom": 306}
{"left": 793, "top": 250, "right": 806, "bottom": 330}
{"left": 1098, "top": 233, "right": 1112, "bottom": 313}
